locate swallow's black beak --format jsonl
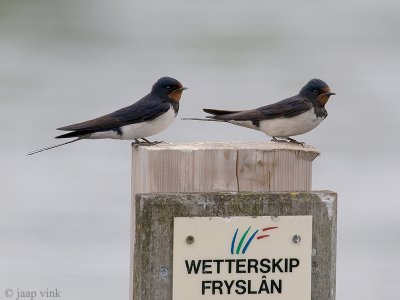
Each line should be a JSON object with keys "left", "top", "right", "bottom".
{"left": 175, "top": 87, "right": 188, "bottom": 92}
{"left": 323, "top": 92, "right": 336, "bottom": 96}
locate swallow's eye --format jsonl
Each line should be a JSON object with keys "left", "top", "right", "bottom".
{"left": 313, "top": 89, "right": 319, "bottom": 94}
{"left": 166, "top": 85, "right": 171, "bottom": 89}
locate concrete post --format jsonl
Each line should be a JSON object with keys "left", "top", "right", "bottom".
{"left": 130, "top": 142, "right": 337, "bottom": 300}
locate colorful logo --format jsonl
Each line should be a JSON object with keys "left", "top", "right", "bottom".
{"left": 230, "top": 226, "right": 278, "bottom": 254}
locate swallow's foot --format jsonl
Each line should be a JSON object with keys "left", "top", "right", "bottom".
{"left": 141, "top": 138, "right": 151, "bottom": 143}
{"left": 286, "top": 138, "right": 305, "bottom": 146}
{"left": 140, "top": 138, "right": 165, "bottom": 146}
{"left": 132, "top": 139, "right": 149, "bottom": 149}
{"left": 271, "top": 137, "right": 288, "bottom": 143}
{"left": 147, "top": 141, "right": 164, "bottom": 146}
{"left": 132, "top": 138, "right": 165, "bottom": 148}
{"left": 131, "top": 139, "right": 140, "bottom": 146}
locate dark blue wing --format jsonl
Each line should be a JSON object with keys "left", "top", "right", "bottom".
{"left": 208, "top": 95, "right": 312, "bottom": 121}
{"left": 57, "top": 94, "right": 172, "bottom": 132}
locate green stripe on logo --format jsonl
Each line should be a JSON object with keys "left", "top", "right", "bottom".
{"left": 236, "top": 226, "right": 251, "bottom": 254}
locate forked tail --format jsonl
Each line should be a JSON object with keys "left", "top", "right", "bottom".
{"left": 182, "top": 108, "right": 240, "bottom": 122}
{"left": 27, "top": 138, "right": 81, "bottom": 156}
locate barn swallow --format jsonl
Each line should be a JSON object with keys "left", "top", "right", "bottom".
{"left": 28, "top": 77, "right": 187, "bottom": 155}
{"left": 184, "top": 78, "right": 334, "bottom": 144}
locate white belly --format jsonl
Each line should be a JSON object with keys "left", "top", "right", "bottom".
{"left": 88, "top": 107, "right": 177, "bottom": 140}
{"left": 229, "top": 108, "right": 325, "bottom": 138}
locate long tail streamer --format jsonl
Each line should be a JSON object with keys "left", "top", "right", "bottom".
{"left": 27, "top": 138, "right": 81, "bottom": 156}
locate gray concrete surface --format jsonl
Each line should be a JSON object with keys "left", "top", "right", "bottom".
{"left": 133, "top": 191, "right": 337, "bottom": 300}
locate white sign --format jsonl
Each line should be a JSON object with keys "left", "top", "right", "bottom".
{"left": 173, "top": 216, "right": 312, "bottom": 300}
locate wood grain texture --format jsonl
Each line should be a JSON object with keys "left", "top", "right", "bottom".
{"left": 132, "top": 192, "right": 337, "bottom": 300}
{"left": 132, "top": 142, "right": 320, "bottom": 194}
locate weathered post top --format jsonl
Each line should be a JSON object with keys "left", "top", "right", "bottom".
{"left": 132, "top": 141, "right": 320, "bottom": 194}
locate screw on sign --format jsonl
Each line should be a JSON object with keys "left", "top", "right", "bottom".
{"left": 292, "top": 234, "right": 301, "bottom": 243}
{"left": 186, "top": 235, "right": 194, "bottom": 244}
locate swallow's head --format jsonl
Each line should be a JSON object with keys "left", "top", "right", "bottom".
{"left": 152, "top": 77, "right": 187, "bottom": 102}
{"left": 299, "top": 78, "right": 335, "bottom": 106}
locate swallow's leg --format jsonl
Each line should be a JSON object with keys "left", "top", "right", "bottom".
{"left": 132, "top": 139, "right": 142, "bottom": 149}
{"left": 131, "top": 139, "right": 140, "bottom": 145}
{"left": 131, "top": 139, "right": 152, "bottom": 149}
{"left": 286, "top": 137, "right": 305, "bottom": 146}
{"left": 271, "top": 137, "right": 288, "bottom": 143}
{"left": 131, "top": 138, "right": 164, "bottom": 147}
{"left": 138, "top": 139, "right": 150, "bottom": 144}
{"left": 140, "top": 138, "right": 164, "bottom": 146}
{"left": 148, "top": 141, "right": 165, "bottom": 145}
